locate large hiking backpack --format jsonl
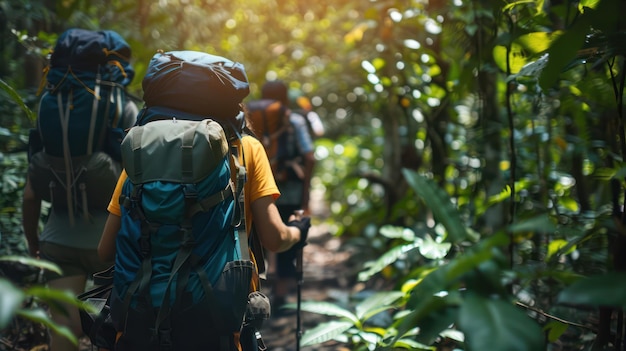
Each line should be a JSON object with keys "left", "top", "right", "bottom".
{"left": 246, "top": 99, "right": 300, "bottom": 182}
{"left": 110, "top": 51, "right": 257, "bottom": 351}
{"left": 28, "top": 28, "right": 135, "bottom": 224}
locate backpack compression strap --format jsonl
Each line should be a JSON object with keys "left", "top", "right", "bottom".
{"left": 56, "top": 90, "right": 78, "bottom": 226}
{"left": 230, "top": 136, "right": 249, "bottom": 261}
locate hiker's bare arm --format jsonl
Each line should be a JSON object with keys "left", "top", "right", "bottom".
{"left": 251, "top": 195, "right": 300, "bottom": 253}
{"left": 22, "top": 178, "right": 42, "bottom": 257}
{"left": 98, "top": 214, "right": 121, "bottom": 262}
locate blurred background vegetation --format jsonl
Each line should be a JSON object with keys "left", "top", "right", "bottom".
{"left": 2, "top": 0, "right": 626, "bottom": 350}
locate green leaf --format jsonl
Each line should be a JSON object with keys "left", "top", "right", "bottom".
{"left": 543, "top": 269, "right": 584, "bottom": 285}
{"left": 0, "top": 278, "right": 25, "bottom": 329}
{"left": 0, "top": 78, "right": 34, "bottom": 120}
{"left": 493, "top": 44, "right": 528, "bottom": 74}
{"left": 300, "top": 320, "right": 354, "bottom": 347}
{"left": 544, "top": 320, "right": 569, "bottom": 342}
{"left": 392, "top": 338, "right": 436, "bottom": 350}
{"left": 516, "top": 32, "right": 553, "bottom": 55}
{"left": 557, "top": 272, "right": 626, "bottom": 309}
{"left": 538, "top": 0, "right": 619, "bottom": 89}
{"left": 0, "top": 255, "right": 63, "bottom": 275}
{"left": 355, "top": 291, "right": 404, "bottom": 321}
{"left": 546, "top": 239, "right": 576, "bottom": 260}
{"left": 508, "top": 214, "right": 557, "bottom": 234}
{"left": 359, "top": 242, "right": 420, "bottom": 282}
{"left": 403, "top": 170, "right": 468, "bottom": 243}
{"left": 559, "top": 197, "right": 580, "bottom": 212}
{"left": 486, "top": 185, "right": 512, "bottom": 207}
{"left": 540, "top": 25, "right": 587, "bottom": 90}
{"left": 297, "top": 301, "right": 359, "bottom": 324}
{"left": 397, "top": 294, "right": 459, "bottom": 344}
{"left": 406, "top": 233, "right": 508, "bottom": 314}
{"left": 380, "top": 225, "right": 415, "bottom": 241}
{"left": 26, "top": 286, "right": 88, "bottom": 311}
{"left": 512, "top": 54, "right": 548, "bottom": 82}
{"left": 419, "top": 235, "right": 451, "bottom": 260}
{"left": 413, "top": 304, "right": 459, "bottom": 345}
{"left": 458, "top": 294, "right": 544, "bottom": 351}
{"left": 18, "top": 308, "right": 77, "bottom": 345}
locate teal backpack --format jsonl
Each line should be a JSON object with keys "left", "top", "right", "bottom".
{"left": 110, "top": 51, "right": 259, "bottom": 351}
{"left": 28, "top": 28, "right": 135, "bottom": 224}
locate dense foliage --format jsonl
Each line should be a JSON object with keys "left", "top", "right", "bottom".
{"left": 1, "top": 0, "right": 626, "bottom": 350}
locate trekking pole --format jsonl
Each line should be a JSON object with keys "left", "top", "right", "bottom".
{"left": 294, "top": 210, "right": 305, "bottom": 351}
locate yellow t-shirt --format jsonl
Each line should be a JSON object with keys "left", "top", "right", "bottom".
{"left": 107, "top": 134, "right": 279, "bottom": 235}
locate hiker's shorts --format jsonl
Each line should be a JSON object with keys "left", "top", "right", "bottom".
{"left": 39, "top": 241, "right": 111, "bottom": 280}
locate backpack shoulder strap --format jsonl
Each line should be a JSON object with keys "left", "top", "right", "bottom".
{"left": 230, "top": 139, "right": 249, "bottom": 261}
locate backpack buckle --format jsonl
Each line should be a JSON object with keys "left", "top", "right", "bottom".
{"left": 158, "top": 328, "right": 173, "bottom": 350}
{"left": 139, "top": 237, "right": 151, "bottom": 256}
{"left": 183, "top": 184, "right": 198, "bottom": 199}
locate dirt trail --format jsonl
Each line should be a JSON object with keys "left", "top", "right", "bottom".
{"left": 259, "top": 222, "right": 353, "bottom": 351}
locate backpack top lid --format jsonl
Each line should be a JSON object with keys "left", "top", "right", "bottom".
{"left": 142, "top": 50, "right": 250, "bottom": 123}
{"left": 49, "top": 28, "right": 134, "bottom": 86}
{"left": 261, "top": 80, "right": 288, "bottom": 105}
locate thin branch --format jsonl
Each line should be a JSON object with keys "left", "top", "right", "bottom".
{"left": 516, "top": 301, "right": 597, "bottom": 333}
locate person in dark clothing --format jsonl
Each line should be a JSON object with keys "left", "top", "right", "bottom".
{"left": 261, "top": 80, "right": 316, "bottom": 309}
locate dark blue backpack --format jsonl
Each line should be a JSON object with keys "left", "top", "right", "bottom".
{"left": 110, "top": 51, "right": 256, "bottom": 351}
{"left": 28, "top": 28, "right": 135, "bottom": 224}
{"left": 38, "top": 28, "right": 134, "bottom": 157}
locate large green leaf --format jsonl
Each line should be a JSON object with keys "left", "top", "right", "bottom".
{"left": 0, "top": 78, "right": 34, "bottom": 120}
{"left": 297, "top": 301, "right": 359, "bottom": 324}
{"left": 540, "top": 21, "right": 587, "bottom": 90}
{"left": 18, "top": 308, "right": 77, "bottom": 345}
{"left": 419, "top": 234, "right": 451, "bottom": 260}
{"left": 0, "top": 278, "right": 25, "bottom": 329}
{"left": 392, "top": 338, "right": 436, "bottom": 350}
{"left": 380, "top": 225, "right": 416, "bottom": 241}
{"left": 300, "top": 320, "right": 354, "bottom": 347}
{"left": 397, "top": 234, "right": 509, "bottom": 342}
{"left": 407, "top": 233, "right": 507, "bottom": 310}
{"left": 403, "top": 169, "right": 468, "bottom": 243}
{"left": 0, "top": 255, "right": 63, "bottom": 275}
{"left": 544, "top": 320, "right": 569, "bottom": 342}
{"left": 508, "top": 214, "right": 557, "bottom": 234}
{"left": 413, "top": 304, "right": 459, "bottom": 345}
{"left": 493, "top": 43, "right": 529, "bottom": 74}
{"left": 516, "top": 32, "right": 554, "bottom": 55}
{"left": 557, "top": 272, "right": 626, "bottom": 309}
{"left": 396, "top": 293, "right": 461, "bottom": 344}
{"left": 458, "top": 294, "right": 544, "bottom": 351}
{"left": 359, "top": 242, "right": 420, "bottom": 282}
{"left": 539, "top": 0, "right": 619, "bottom": 90}
{"left": 354, "top": 291, "right": 405, "bottom": 321}
{"left": 26, "top": 285, "right": 91, "bottom": 312}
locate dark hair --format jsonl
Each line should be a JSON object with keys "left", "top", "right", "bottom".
{"left": 261, "top": 80, "right": 288, "bottom": 105}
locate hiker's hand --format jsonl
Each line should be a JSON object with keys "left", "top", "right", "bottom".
{"left": 288, "top": 217, "right": 310, "bottom": 250}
